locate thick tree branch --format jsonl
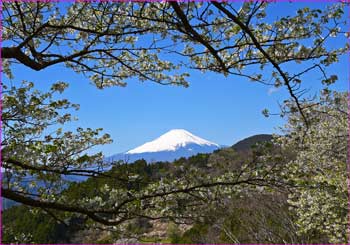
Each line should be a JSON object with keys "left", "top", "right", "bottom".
{"left": 170, "top": 2, "right": 228, "bottom": 73}
{"left": 2, "top": 47, "right": 43, "bottom": 70}
{"left": 2, "top": 187, "right": 127, "bottom": 226}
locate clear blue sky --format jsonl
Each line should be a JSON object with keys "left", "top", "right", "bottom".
{"left": 6, "top": 2, "right": 349, "bottom": 156}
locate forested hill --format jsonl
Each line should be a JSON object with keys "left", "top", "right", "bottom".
{"left": 232, "top": 134, "right": 273, "bottom": 151}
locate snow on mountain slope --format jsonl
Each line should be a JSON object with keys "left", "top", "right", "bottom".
{"left": 127, "top": 129, "right": 219, "bottom": 154}
{"left": 107, "top": 129, "right": 220, "bottom": 163}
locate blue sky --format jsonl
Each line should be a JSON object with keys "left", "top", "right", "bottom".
{"left": 5, "top": 2, "right": 349, "bottom": 156}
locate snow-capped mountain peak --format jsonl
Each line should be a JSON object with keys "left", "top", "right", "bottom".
{"left": 126, "top": 129, "right": 219, "bottom": 154}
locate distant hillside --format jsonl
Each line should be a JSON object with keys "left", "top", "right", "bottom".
{"left": 232, "top": 134, "right": 273, "bottom": 151}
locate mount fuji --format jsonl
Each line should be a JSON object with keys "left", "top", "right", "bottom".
{"left": 107, "top": 129, "right": 221, "bottom": 163}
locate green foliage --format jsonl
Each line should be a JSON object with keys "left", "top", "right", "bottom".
{"left": 181, "top": 223, "right": 209, "bottom": 243}
{"left": 3, "top": 206, "right": 69, "bottom": 243}
{"left": 95, "top": 237, "right": 115, "bottom": 244}
{"left": 167, "top": 223, "right": 184, "bottom": 243}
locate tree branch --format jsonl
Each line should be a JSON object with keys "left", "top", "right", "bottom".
{"left": 1, "top": 187, "right": 126, "bottom": 226}
{"left": 170, "top": 2, "right": 228, "bottom": 73}
{"left": 212, "top": 1, "right": 309, "bottom": 127}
